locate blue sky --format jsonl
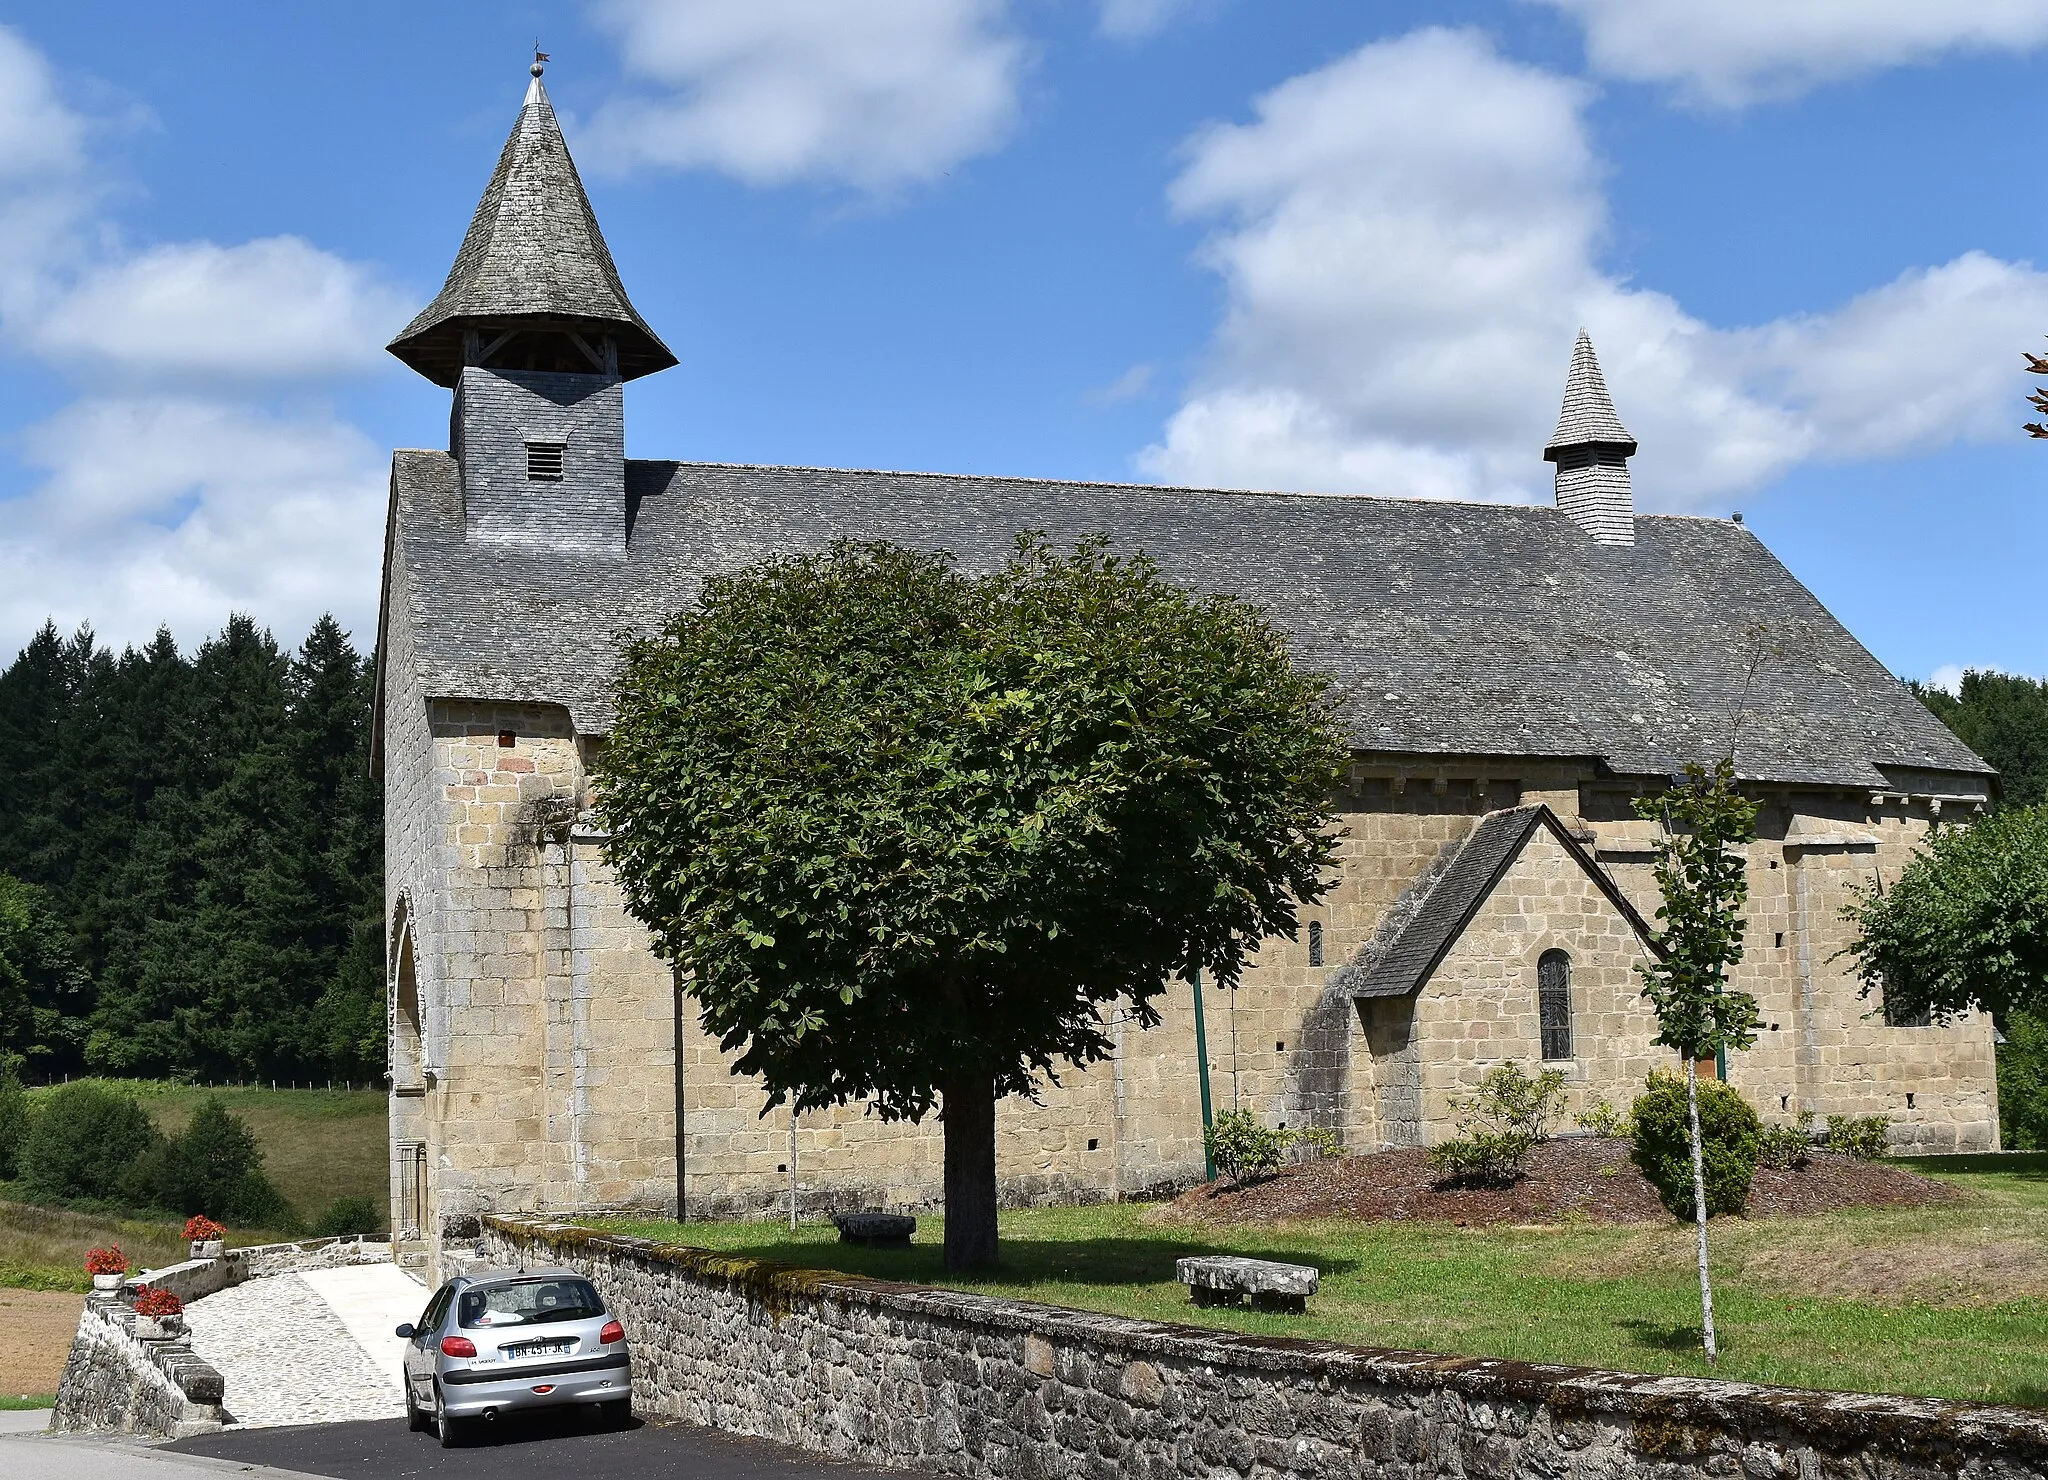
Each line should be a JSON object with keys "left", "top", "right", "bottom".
{"left": 0, "top": 1, "right": 2043, "bottom": 688}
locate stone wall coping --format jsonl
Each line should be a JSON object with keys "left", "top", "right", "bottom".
{"left": 486, "top": 1213, "right": 2048, "bottom": 1462}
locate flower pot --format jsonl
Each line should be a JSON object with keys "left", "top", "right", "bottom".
{"left": 91, "top": 1273, "right": 125, "bottom": 1293}
{"left": 135, "top": 1315, "right": 182, "bottom": 1340}
{"left": 191, "top": 1239, "right": 225, "bottom": 1260}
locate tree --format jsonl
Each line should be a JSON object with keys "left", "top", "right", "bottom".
{"left": 1842, "top": 805, "right": 2048, "bottom": 1028}
{"left": 597, "top": 537, "right": 1345, "bottom": 1270}
{"left": 0, "top": 872, "right": 92, "bottom": 1066}
{"left": 1633, "top": 759, "right": 1762, "bottom": 1362}
{"left": 2027, "top": 341, "right": 2048, "bottom": 439}
{"left": 1911, "top": 671, "right": 2048, "bottom": 808}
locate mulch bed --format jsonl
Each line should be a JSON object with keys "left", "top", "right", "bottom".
{"left": 1160, "top": 1137, "right": 1960, "bottom": 1228}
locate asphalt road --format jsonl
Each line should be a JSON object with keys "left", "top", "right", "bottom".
{"left": 166, "top": 1414, "right": 904, "bottom": 1479}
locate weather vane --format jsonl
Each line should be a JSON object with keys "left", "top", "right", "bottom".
{"left": 532, "top": 44, "right": 550, "bottom": 78}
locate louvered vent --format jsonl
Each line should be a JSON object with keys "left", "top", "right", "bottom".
{"left": 525, "top": 442, "right": 566, "bottom": 481}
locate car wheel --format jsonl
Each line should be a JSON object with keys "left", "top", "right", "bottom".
{"left": 405, "top": 1381, "right": 429, "bottom": 1433}
{"left": 436, "top": 1386, "right": 465, "bottom": 1448}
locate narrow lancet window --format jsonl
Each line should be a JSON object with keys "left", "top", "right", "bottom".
{"left": 1308, "top": 920, "right": 1325, "bottom": 967}
{"left": 1538, "top": 949, "right": 1572, "bottom": 1060}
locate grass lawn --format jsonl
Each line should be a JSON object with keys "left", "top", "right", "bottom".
{"left": 592, "top": 1152, "right": 2048, "bottom": 1408}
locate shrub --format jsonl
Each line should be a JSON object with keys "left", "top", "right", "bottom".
{"left": 0, "top": 1064, "right": 28, "bottom": 1180}
{"left": 312, "top": 1196, "right": 383, "bottom": 1237}
{"left": 1206, "top": 1108, "right": 1290, "bottom": 1183}
{"left": 1758, "top": 1111, "right": 1814, "bottom": 1171}
{"left": 183, "top": 1215, "right": 225, "bottom": 1241}
{"left": 1574, "top": 1096, "right": 1628, "bottom": 1138}
{"left": 18, "top": 1083, "right": 162, "bottom": 1204}
{"left": 1427, "top": 1129, "right": 1534, "bottom": 1188}
{"left": 133, "top": 1287, "right": 183, "bottom": 1320}
{"left": 1825, "top": 1114, "right": 1890, "bottom": 1160}
{"left": 1426, "top": 1061, "right": 1568, "bottom": 1188}
{"left": 1629, "top": 1070, "right": 1762, "bottom": 1219}
{"left": 1471, "top": 1062, "right": 1570, "bottom": 1143}
{"left": 1290, "top": 1125, "right": 1341, "bottom": 1161}
{"left": 84, "top": 1244, "right": 127, "bottom": 1276}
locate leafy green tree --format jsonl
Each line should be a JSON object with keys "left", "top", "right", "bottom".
{"left": 1995, "top": 1010, "right": 2048, "bottom": 1150}
{"left": 1842, "top": 805, "right": 2048, "bottom": 1031}
{"left": 598, "top": 537, "right": 1345, "bottom": 1270}
{"left": 1912, "top": 671, "right": 2048, "bottom": 807}
{"left": 1634, "top": 759, "right": 1762, "bottom": 1362}
{"left": 17, "top": 1082, "right": 162, "bottom": 1204}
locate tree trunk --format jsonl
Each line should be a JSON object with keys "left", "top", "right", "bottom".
{"left": 942, "top": 1070, "right": 998, "bottom": 1272}
{"left": 1687, "top": 1056, "right": 1719, "bottom": 1361}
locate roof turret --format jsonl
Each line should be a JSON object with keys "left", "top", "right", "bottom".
{"left": 1543, "top": 329, "right": 1636, "bottom": 460}
{"left": 387, "top": 63, "right": 675, "bottom": 387}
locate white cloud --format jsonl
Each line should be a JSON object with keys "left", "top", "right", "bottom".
{"left": 25, "top": 236, "right": 412, "bottom": 383}
{"left": 0, "top": 399, "right": 386, "bottom": 652}
{"left": 0, "top": 25, "right": 404, "bottom": 654}
{"left": 1528, "top": 0, "right": 2048, "bottom": 106}
{"left": 1084, "top": 362, "right": 1155, "bottom": 406}
{"left": 584, "top": 0, "right": 1028, "bottom": 191}
{"left": 1098, "top": 0, "right": 1197, "bottom": 42}
{"left": 1142, "top": 28, "right": 2048, "bottom": 509}
{"left": 1927, "top": 664, "right": 1969, "bottom": 695}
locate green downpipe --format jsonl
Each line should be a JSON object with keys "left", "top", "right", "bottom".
{"left": 1191, "top": 969, "right": 1215, "bottom": 1180}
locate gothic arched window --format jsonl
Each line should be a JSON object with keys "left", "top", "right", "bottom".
{"left": 1308, "top": 920, "right": 1325, "bottom": 967}
{"left": 1538, "top": 950, "right": 1572, "bottom": 1061}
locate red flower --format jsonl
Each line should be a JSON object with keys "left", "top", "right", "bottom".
{"left": 182, "top": 1216, "right": 226, "bottom": 1242}
{"left": 85, "top": 1245, "right": 128, "bottom": 1276}
{"left": 134, "top": 1287, "right": 184, "bottom": 1320}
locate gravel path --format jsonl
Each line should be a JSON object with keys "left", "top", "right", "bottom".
{"left": 184, "top": 1272, "right": 405, "bottom": 1428}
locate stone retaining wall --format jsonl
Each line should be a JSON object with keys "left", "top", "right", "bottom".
{"left": 50, "top": 1236, "right": 393, "bottom": 1439}
{"left": 51, "top": 1296, "right": 225, "bottom": 1439}
{"left": 483, "top": 1214, "right": 2048, "bottom": 1480}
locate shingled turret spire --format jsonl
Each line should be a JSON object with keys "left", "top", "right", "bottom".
{"left": 387, "top": 59, "right": 675, "bottom": 387}
{"left": 1543, "top": 331, "right": 1637, "bottom": 547}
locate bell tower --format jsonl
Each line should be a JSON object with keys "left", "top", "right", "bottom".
{"left": 387, "top": 59, "right": 675, "bottom": 553}
{"left": 1544, "top": 330, "right": 1636, "bottom": 548}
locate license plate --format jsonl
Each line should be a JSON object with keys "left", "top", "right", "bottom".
{"left": 506, "top": 1340, "right": 572, "bottom": 1359}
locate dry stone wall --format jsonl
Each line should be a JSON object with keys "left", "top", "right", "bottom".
{"left": 483, "top": 1214, "right": 2048, "bottom": 1480}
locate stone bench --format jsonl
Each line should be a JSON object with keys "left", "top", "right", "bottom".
{"left": 832, "top": 1212, "right": 916, "bottom": 1248}
{"left": 1175, "top": 1255, "right": 1319, "bottom": 1314}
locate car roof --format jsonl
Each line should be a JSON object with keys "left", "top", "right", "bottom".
{"left": 453, "top": 1266, "right": 590, "bottom": 1289}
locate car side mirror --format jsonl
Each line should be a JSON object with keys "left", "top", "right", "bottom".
{"left": 395, "top": 1324, "right": 415, "bottom": 1339}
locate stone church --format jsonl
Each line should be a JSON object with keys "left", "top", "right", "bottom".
{"left": 374, "top": 68, "right": 1999, "bottom": 1255}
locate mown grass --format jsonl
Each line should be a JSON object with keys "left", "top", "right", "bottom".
{"left": 591, "top": 1153, "right": 2048, "bottom": 1408}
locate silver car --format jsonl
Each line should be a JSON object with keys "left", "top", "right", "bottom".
{"left": 396, "top": 1268, "right": 632, "bottom": 1446}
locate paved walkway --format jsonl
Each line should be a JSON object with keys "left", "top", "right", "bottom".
{"left": 183, "top": 1266, "right": 421, "bottom": 1428}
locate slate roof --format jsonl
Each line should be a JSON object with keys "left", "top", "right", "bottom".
{"left": 1331, "top": 806, "right": 1655, "bottom": 1000}
{"left": 376, "top": 453, "right": 1991, "bottom": 792}
{"left": 1545, "top": 331, "right": 1636, "bottom": 459}
{"left": 387, "top": 75, "right": 675, "bottom": 387}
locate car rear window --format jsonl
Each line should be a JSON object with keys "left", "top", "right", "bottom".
{"left": 457, "top": 1278, "right": 605, "bottom": 1329}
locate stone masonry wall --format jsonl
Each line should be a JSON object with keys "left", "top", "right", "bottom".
{"left": 482, "top": 1214, "right": 2048, "bottom": 1480}
{"left": 52, "top": 1296, "right": 225, "bottom": 1439}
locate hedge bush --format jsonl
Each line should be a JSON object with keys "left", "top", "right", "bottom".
{"left": 312, "top": 1195, "right": 383, "bottom": 1237}
{"left": 1629, "top": 1070, "right": 1762, "bottom": 1219}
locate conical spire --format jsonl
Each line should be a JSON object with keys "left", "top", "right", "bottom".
{"left": 1544, "top": 330, "right": 1635, "bottom": 459}
{"left": 388, "top": 65, "right": 675, "bottom": 387}
{"left": 1544, "top": 330, "right": 1636, "bottom": 546}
